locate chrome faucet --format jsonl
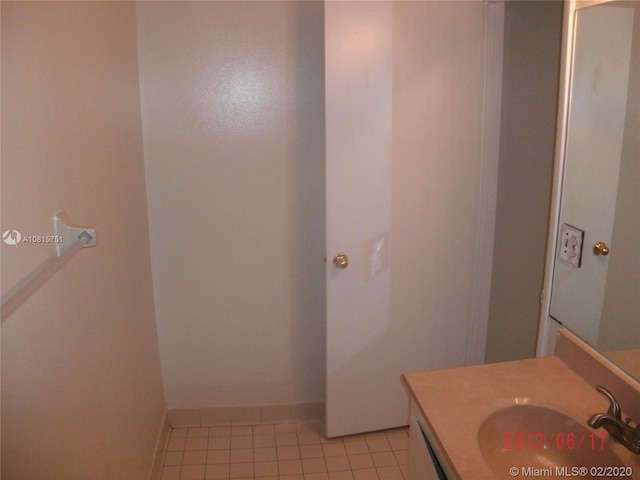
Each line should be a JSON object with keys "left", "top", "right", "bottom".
{"left": 587, "top": 385, "right": 640, "bottom": 454}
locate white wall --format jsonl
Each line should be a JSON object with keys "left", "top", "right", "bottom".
{"left": 391, "top": 0, "right": 497, "bottom": 368}
{"left": 1, "top": 3, "right": 165, "bottom": 478}
{"left": 136, "top": 2, "right": 326, "bottom": 408}
{"left": 485, "top": 1, "right": 562, "bottom": 363}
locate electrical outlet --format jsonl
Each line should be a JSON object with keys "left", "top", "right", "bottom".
{"left": 559, "top": 223, "right": 584, "bottom": 268}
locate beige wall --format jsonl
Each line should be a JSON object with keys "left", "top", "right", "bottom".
{"left": 1, "top": 3, "right": 165, "bottom": 478}
{"left": 136, "top": 2, "right": 326, "bottom": 408}
{"left": 485, "top": 1, "right": 563, "bottom": 363}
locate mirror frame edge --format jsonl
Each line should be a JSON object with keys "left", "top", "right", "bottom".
{"left": 536, "top": 0, "right": 627, "bottom": 358}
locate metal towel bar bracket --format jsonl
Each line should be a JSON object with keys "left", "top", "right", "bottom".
{"left": 54, "top": 211, "right": 97, "bottom": 256}
{"left": 0, "top": 212, "right": 97, "bottom": 322}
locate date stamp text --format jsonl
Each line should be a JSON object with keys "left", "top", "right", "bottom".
{"left": 503, "top": 431, "right": 607, "bottom": 451}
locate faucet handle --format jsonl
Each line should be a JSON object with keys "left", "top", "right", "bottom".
{"left": 595, "top": 385, "right": 622, "bottom": 421}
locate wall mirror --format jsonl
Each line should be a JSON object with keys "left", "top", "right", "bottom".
{"left": 549, "top": 0, "right": 639, "bottom": 378}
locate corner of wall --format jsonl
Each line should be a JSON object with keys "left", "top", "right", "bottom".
{"left": 148, "top": 410, "right": 171, "bottom": 480}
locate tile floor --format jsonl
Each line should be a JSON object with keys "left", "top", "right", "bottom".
{"left": 159, "top": 421, "right": 409, "bottom": 480}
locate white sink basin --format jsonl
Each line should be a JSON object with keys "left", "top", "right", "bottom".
{"left": 478, "top": 403, "right": 625, "bottom": 478}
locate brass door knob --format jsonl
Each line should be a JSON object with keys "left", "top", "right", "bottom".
{"left": 332, "top": 252, "right": 349, "bottom": 269}
{"left": 593, "top": 241, "right": 610, "bottom": 256}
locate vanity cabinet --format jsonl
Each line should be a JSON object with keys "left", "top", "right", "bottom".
{"left": 408, "top": 400, "right": 453, "bottom": 480}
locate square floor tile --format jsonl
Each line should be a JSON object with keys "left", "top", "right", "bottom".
{"left": 183, "top": 450, "right": 207, "bottom": 465}
{"left": 276, "top": 432, "right": 298, "bottom": 447}
{"left": 230, "top": 448, "right": 253, "bottom": 463}
{"left": 229, "top": 462, "right": 253, "bottom": 478}
{"left": 365, "top": 437, "right": 391, "bottom": 453}
{"left": 376, "top": 465, "right": 404, "bottom": 480}
{"left": 208, "top": 436, "right": 231, "bottom": 449}
{"left": 254, "top": 434, "right": 276, "bottom": 448}
{"left": 168, "top": 436, "right": 187, "bottom": 451}
{"left": 323, "top": 442, "right": 347, "bottom": 457}
{"left": 277, "top": 445, "right": 300, "bottom": 460}
{"left": 254, "top": 460, "right": 279, "bottom": 477}
{"left": 352, "top": 468, "right": 379, "bottom": 480}
{"left": 164, "top": 451, "right": 184, "bottom": 466}
{"left": 209, "top": 426, "right": 231, "bottom": 437}
{"left": 348, "top": 453, "right": 374, "bottom": 470}
{"left": 180, "top": 464, "right": 206, "bottom": 480}
{"left": 230, "top": 435, "right": 253, "bottom": 449}
{"left": 160, "top": 465, "right": 181, "bottom": 480}
{"left": 329, "top": 471, "right": 355, "bottom": 480}
{"left": 185, "top": 437, "right": 208, "bottom": 451}
{"left": 325, "top": 455, "right": 351, "bottom": 472}
{"left": 188, "top": 427, "right": 210, "bottom": 438}
{"left": 205, "top": 463, "right": 229, "bottom": 479}
{"left": 206, "top": 449, "right": 230, "bottom": 464}
{"left": 345, "top": 441, "right": 368, "bottom": 456}
{"left": 302, "top": 457, "right": 327, "bottom": 474}
{"left": 371, "top": 451, "right": 397, "bottom": 468}
{"left": 305, "top": 473, "right": 330, "bottom": 480}
{"left": 159, "top": 423, "right": 408, "bottom": 480}
{"left": 300, "top": 443, "right": 324, "bottom": 459}
{"left": 278, "top": 459, "right": 303, "bottom": 475}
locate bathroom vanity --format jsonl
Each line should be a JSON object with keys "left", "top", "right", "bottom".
{"left": 403, "top": 0, "right": 640, "bottom": 476}
{"left": 403, "top": 330, "right": 640, "bottom": 480}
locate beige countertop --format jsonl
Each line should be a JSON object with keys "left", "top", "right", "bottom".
{"left": 605, "top": 349, "right": 640, "bottom": 381}
{"left": 402, "top": 331, "right": 640, "bottom": 479}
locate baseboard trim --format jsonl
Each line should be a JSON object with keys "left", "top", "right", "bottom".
{"left": 167, "top": 402, "right": 325, "bottom": 428}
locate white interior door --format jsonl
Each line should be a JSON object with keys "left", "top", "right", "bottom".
{"left": 324, "top": 1, "right": 496, "bottom": 438}
{"left": 325, "top": 1, "right": 395, "bottom": 438}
